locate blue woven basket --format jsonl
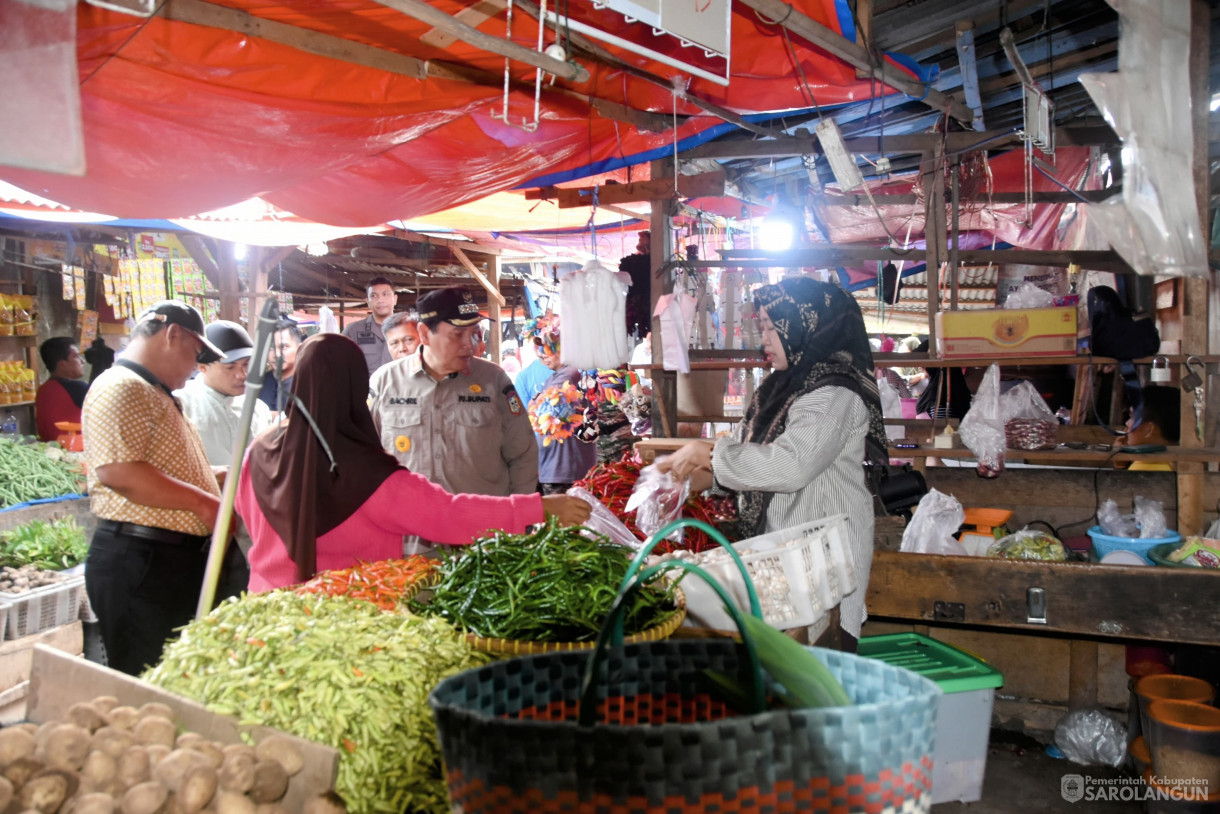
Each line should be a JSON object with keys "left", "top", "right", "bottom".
{"left": 429, "top": 641, "right": 941, "bottom": 813}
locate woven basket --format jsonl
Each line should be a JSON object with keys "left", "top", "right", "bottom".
{"left": 409, "top": 575, "right": 686, "bottom": 658}
{"left": 430, "top": 641, "right": 940, "bottom": 813}
{"left": 465, "top": 587, "right": 686, "bottom": 657}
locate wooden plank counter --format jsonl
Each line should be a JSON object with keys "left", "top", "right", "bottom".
{"left": 867, "top": 549, "right": 1220, "bottom": 645}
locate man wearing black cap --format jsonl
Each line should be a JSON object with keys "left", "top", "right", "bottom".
{"left": 81, "top": 301, "right": 242, "bottom": 675}
{"left": 175, "top": 320, "right": 273, "bottom": 466}
{"left": 369, "top": 287, "right": 538, "bottom": 523}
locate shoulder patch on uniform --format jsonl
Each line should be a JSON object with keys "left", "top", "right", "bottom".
{"left": 503, "top": 384, "right": 524, "bottom": 415}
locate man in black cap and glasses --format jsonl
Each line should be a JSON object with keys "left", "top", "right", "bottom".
{"left": 81, "top": 300, "right": 244, "bottom": 675}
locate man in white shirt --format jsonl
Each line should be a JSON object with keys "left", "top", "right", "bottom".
{"left": 175, "top": 320, "right": 273, "bottom": 466}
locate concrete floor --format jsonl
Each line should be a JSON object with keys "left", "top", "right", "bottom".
{"left": 934, "top": 730, "right": 1143, "bottom": 813}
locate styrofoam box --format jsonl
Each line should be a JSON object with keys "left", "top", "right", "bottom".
{"left": 0, "top": 576, "right": 86, "bottom": 640}
{"left": 858, "top": 633, "right": 1005, "bottom": 805}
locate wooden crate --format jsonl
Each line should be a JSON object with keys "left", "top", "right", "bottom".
{"left": 27, "top": 645, "right": 341, "bottom": 811}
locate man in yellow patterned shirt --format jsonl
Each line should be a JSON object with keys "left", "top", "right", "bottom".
{"left": 82, "top": 300, "right": 243, "bottom": 675}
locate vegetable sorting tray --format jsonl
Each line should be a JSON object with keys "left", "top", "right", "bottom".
{"left": 0, "top": 575, "right": 85, "bottom": 639}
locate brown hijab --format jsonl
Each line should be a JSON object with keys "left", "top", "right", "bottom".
{"left": 247, "top": 333, "right": 400, "bottom": 582}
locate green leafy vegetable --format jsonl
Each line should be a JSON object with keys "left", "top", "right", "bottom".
{"left": 0, "top": 517, "right": 88, "bottom": 570}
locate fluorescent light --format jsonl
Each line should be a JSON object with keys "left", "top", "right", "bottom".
{"left": 233, "top": 243, "right": 248, "bottom": 260}
{"left": 304, "top": 242, "right": 329, "bottom": 257}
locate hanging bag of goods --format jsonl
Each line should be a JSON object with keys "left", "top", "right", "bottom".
{"left": 428, "top": 519, "right": 941, "bottom": 814}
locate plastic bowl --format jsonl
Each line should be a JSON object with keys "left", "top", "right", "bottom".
{"left": 1130, "top": 734, "right": 1152, "bottom": 777}
{"left": 1088, "top": 526, "right": 1181, "bottom": 565}
{"left": 1136, "top": 675, "right": 1216, "bottom": 740}
{"left": 1149, "top": 542, "right": 1202, "bottom": 568}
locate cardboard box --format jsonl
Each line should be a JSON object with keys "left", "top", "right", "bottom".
{"left": 27, "top": 645, "right": 340, "bottom": 811}
{"left": 936, "top": 306, "right": 1077, "bottom": 358}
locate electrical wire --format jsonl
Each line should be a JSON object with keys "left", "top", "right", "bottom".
{"left": 80, "top": 0, "right": 170, "bottom": 87}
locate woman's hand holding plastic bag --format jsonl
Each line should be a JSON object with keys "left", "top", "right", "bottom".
{"left": 626, "top": 464, "right": 691, "bottom": 542}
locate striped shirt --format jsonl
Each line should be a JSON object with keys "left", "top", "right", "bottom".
{"left": 711, "top": 386, "right": 875, "bottom": 638}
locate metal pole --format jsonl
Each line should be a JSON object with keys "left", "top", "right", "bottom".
{"left": 195, "top": 298, "right": 281, "bottom": 619}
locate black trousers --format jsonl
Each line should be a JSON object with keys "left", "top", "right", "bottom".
{"left": 85, "top": 526, "right": 248, "bottom": 676}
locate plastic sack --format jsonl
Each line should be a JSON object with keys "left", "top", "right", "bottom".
{"left": 1098, "top": 499, "right": 1138, "bottom": 538}
{"left": 625, "top": 464, "right": 690, "bottom": 543}
{"left": 899, "top": 488, "right": 968, "bottom": 556}
{"left": 877, "top": 376, "right": 905, "bottom": 442}
{"left": 1054, "top": 707, "right": 1127, "bottom": 767}
{"left": 1134, "top": 495, "right": 1168, "bottom": 539}
{"left": 567, "top": 486, "right": 644, "bottom": 549}
{"left": 959, "top": 364, "right": 1005, "bottom": 477}
{"left": 1001, "top": 380, "right": 1059, "bottom": 450}
{"left": 988, "top": 528, "right": 1067, "bottom": 561}
{"left": 1004, "top": 282, "right": 1056, "bottom": 310}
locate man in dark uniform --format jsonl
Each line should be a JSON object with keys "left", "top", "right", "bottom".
{"left": 342, "top": 276, "right": 396, "bottom": 375}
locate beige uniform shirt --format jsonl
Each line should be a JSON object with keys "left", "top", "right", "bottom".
{"left": 369, "top": 352, "right": 538, "bottom": 496}
{"left": 82, "top": 364, "right": 219, "bottom": 536}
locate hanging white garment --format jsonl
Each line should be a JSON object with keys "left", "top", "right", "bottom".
{"left": 558, "top": 258, "right": 631, "bottom": 369}
{"left": 654, "top": 290, "right": 697, "bottom": 374}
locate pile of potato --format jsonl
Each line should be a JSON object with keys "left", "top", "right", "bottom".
{"left": 0, "top": 696, "right": 346, "bottom": 814}
{"left": 0, "top": 565, "right": 68, "bottom": 595}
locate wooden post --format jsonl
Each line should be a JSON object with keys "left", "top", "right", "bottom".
{"left": 216, "top": 243, "right": 240, "bottom": 322}
{"left": 489, "top": 256, "right": 502, "bottom": 362}
{"left": 1068, "top": 640, "right": 1099, "bottom": 710}
{"left": 649, "top": 158, "right": 676, "bottom": 438}
{"left": 922, "top": 145, "right": 946, "bottom": 351}
{"left": 1178, "top": 0, "right": 1210, "bottom": 533}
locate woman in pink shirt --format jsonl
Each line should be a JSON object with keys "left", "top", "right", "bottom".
{"left": 236, "top": 333, "right": 589, "bottom": 592}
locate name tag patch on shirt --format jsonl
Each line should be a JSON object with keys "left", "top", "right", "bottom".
{"left": 388, "top": 396, "right": 418, "bottom": 405}
{"left": 356, "top": 331, "right": 376, "bottom": 344}
{"left": 503, "top": 384, "right": 523, "bottom": 415}
{"left": 459, "top": 395, "right": 491, "bottom": 403}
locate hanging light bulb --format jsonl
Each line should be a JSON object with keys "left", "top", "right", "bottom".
{"left": 758, "top": 216, "right": 795, "bottom": 252}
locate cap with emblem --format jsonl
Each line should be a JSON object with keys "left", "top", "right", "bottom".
{"left": 137, "top": 300, "right": 224, "bottom": 364}
{"left": 204, "top": 320, "right": 255, "bottom": 364}
{"left": 417, "top": 287, "right": 483, "bottom": 327}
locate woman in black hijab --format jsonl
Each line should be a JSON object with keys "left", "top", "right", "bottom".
{"left": 659, "top": 278, "right": 887, "bottom": 651}
{"left": 235, "top": 333, "right": 589, "bottom": 590}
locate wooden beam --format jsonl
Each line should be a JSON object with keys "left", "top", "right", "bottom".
{"left": 822, "top": 190, "right": 1119, "bottom": 206}
{"left": 162, "top": 0, "right": 663, "bottom": 133}
{"left": 451, "top": 247, "right": 506, "bottom": 307}
{"left": 679, "top": 126, "right": 1119, "bottom": 160}
{"left": 368, "top": 0, "right": 588, "bottom": 82}
{"left": 736, "top": 0, "right": 974, "bottom": 124}
{"left": 524, "top": 171, "right": 725, "bottom": 208}
{"left": 418, "top": 0, "right": 505, "bottom": 49}
{"left": 390, "top": 230, "right": 505, "bottom": 256}
{"left": 708, "top": 247, "right": 1137, "bottom": 273}
{"left": 162, "top": 0, "right": 426, "bottom": 80}
{"left": 176, "top": 233, "right": 221, "bottom": 292}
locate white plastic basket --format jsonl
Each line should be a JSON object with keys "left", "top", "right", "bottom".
{"left": 0, "top": 576, "right": 86, "bottom": 639}
{"left": 681, "top": 514, "right": 856, "bottom": 630}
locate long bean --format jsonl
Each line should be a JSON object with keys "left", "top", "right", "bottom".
{"left": 410, "top": 518, "right": 679, "bottom": 641}
{"left": 145, "top": 591, "right": 485, "bottom": 814}
{"left": 0, "top": 437, "right": 85, "bottom": 508}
